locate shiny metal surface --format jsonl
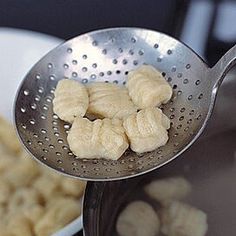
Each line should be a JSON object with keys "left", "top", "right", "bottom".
{"left": 14, "top": 27, "right": 236, "bottom": 180}
{"left": 83, "top": 70, "right": 236, "bottom": 236}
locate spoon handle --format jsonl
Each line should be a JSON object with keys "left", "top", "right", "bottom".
{"left": 211, "top": 44, "right": 236, "bottom": 89}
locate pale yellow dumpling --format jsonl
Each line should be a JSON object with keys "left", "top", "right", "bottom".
{"left": 7, "top": 215, "right": 33, "bottom": 236}
{"left": 23, "top": 204, "right": 45, "bottom": 225}
{"left": 34, "top": 198, "right": 80, "bottom": 236}
{"left": 0, "top": 179, "right": 12, "bottom": 204}
{"left": 0, "top": 115, "right": 86, "bottom": 236}
{"left": 87, "top": 82, "right": 137, "bottom": 119}
{"left": 0, "top": 229, "right": 14, "bottom": 236}
{"left": 53, "top": 79, "right": 89, "bottom": 123}
{"left": 33, "top": 174, "right": 60, "bottom": 200}
{"left": 60, "top": 178, "right": 86, "bottom": 198}
{"left": 67, "top": 117, "right": 129, "bottom": 160}
{"left": 0, "top": 116, "right": 21, "bottom": 154}
{"left": 126, "top": 65, "right": 172, "bottom": 109}
{"left": 123, "top": 107, "right": 170, "bottom": 153}
{"left": 0, "top": 154, "right": 15, "bottom": 174}
{"left": 0, "top": 205, "right": 6, "bottom": 219}
{"left": 144, "top": 177, "right": 191, "bottom": 206}
{"left": 161, "top": 201, "right": 208, "bottom": 236}
{"left": 116, "top": 201, "right": 160, "bottom": 236}
{"left": 3, "top": 157, "right": 40, "bottom": 188}
{"left": 8, "top": 188, "right": 42, "bottom": 213}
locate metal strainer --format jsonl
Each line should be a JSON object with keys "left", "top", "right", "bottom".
{"left": 14, "top": 27, "right": 236, "bottom": 181}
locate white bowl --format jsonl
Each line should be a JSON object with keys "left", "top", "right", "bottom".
{"left": 0, "top": 27, "right": 83, "bottom": 235}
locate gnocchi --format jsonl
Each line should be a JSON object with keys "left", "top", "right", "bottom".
{"left": 144, "top": 177, "right": 191, "bottom": 205}
{"left": 0, "top": 116, "right": 21, "bottom": 154}
{"left": 35, "top": 198, "right": 81, "bottom": 236}
{"left": 0, "top": 116, "right": 86, "bottom": 236}
{"left": 67, "top": 117, "right": 129, "bottom": 160}
{"left": 87, "top": 82, "right": 137, "bottom": 119}
{"left": 3, "top": 157, "right": 40, "bottom": 188}
{"left": 0, "top": 230, "right": 13, "bottom": 236}
{"left": 8, "top": 188, "right": 42, "bottom": 212}
{"left": 0, "top": 158, "right": 15, "bottom": 174}
{"left": 61, "top": 178, "right": 87, "bottom": 198}
{"left": 123, "top": 107, "right": 170, "bottom": 153}
{"left": 161, "top": 201, "right": 208, "bottom": 236}
{"left": 33, "top": 174, "right": 60, "bottom": 200}
{"left": 53, "top": 79, "right": 89, "bottom": 123}
{"left": 116, "top": 201, "right": 160, "bottom": 236}
{"left": 0, "top": 204, "right": 6, "bottom": 219}
{"left": 126, "top": 65, "right": 172, "bottom": 108}
{"left": 23, "top": 204, "right": 45, "bottom": 225}
{"left": 52, "top": 66, "right": 173, "bottom": 159}
{"left": 7, "top": 214, "right": 33, "bottom": 236}
{"left": 0, "top": 179, "right": 12, "bottom": 204}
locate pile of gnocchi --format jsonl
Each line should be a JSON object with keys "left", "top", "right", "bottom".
{"left": 116, "top": 177, "right": 208, "bottom": 236}
{"left": 0, "top": 116, "right": 86, "bottom": 236}
{"left": 53, "top": 65, "right": 173, "bottom": 160}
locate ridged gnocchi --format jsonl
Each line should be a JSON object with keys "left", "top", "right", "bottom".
{"left": 23, "top": 205, "right": 45, "bottom": 225}
{"left": 0, "top": 116, "right": 21, "bottom": 154}
{"left": 7, "top": 215, "right": 33, "bottom": 236}
{"left": 0, "top": 229, "right": 13, "bottom": 236}
{"left": 144, "top": 177, "right": 191, "bottom": 205}
{"left": 0, "top": 205, "right": 6, "bottom": 224}
{"left": 0, "top": 179, "right": 12, "bottom": 204}
{"left": 161, "top": 201, "right": 208, "bottom": 236}
{"left": 126, "top": 65, "right": 172, "bottom": 109}
{"left": 61, "top": 178, "right": 86, "bottom": 198}
{"left": 3, "top": 157, "right": 40, "bottom": 188}
{"left": 33, "top": 174, "right": 60, "bottom": 200}
{"left": 87, "top": 82, "right": 137, "bottom": 119}
{"left": 0, "top": 154, "right": 15, "bottom": 173}
{"left": 8, "top": 188, "right": 42, "bottom": 213}
{"left": 53, "top": 79, "right": 89, "bottom": 123}
{"left": 123, "top": 107, "right": 170, "bottom": 153}
{"left": 67, "top": 117, "right": 129, "bottom": 160}
{"left": 52, "top": 66, "right": 173, "bottom": 159}
{"left": 0, "top": 116, "right": 86, "bottom": 236}
{"left": 116, "top": 176, "right": 208, "bottom": 236}
{"left": 116, "top": 201, "right": 160, "bottom": 236}
{"left": 35, "top": 198, "right": 81, "bottom": 236}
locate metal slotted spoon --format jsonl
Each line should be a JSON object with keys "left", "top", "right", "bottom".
{"left": 14, "top": 27, "right": 236, "bottom": 181}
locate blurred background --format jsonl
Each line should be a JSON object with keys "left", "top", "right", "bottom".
{"left": 1, "top": 0, "right": 236, "bottom": 65}
{"left": 1, "top": 0, "right": 236, "bottom": 235}
{"left": 2, "top": 0, "right": 236, "bottom": 120}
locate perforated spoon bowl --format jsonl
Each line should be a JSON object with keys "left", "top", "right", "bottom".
{"left": 14, "top": 27, "right": 236, "bottom": 181}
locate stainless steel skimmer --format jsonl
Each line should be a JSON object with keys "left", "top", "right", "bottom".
{"left": 14, "top": 27, "right": 236, "bottom": 181}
